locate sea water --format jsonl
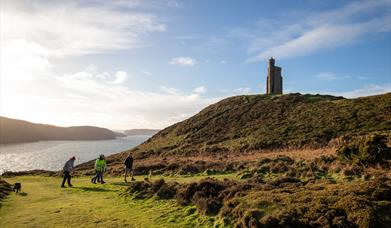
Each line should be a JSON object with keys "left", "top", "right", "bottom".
{"left": 0, "top": 136, "right": 149, "bottom": 174}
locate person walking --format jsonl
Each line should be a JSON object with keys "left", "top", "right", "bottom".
{"left": 61, "top": 156, "right": 75, "bottom": 188}
{"left": 124, "top": 152, "right": 135, "bottom": 182}
{"left": 91, "top": 154, "right": 106, "bottom": 184}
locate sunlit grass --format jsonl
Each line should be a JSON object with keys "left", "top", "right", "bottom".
{"left": 0, "top": 175, "right": 228, "bottom": 227}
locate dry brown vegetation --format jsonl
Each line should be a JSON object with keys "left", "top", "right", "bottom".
{"left": 71, "top": 147, "right": 337, "bottom": 177}
{"left": 124, "top": 138, "right": 391, "bottom": 227}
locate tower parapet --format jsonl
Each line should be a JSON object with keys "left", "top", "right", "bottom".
{"left": 266, "top": 58, "right": 283, "bottom": 94}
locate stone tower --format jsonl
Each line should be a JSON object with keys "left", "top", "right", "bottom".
{"left": 266, "top": 57, "right": 283, "bottom": 94}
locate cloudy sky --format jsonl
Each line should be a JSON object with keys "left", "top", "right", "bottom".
{"left": 1, "top": 0, "right": 390, "bottom": 129}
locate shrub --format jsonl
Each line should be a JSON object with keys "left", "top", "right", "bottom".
{"left": 156, "top": 183, "right": 177, "bottom": 199}
{"left": 126, "top": 179, "right": 178, "bottom": 200}
{"left": 175, "top": 178, "right": 240, "bottom": 215}
{"left": 0, "top": 178, "right": 12, "bottom": 207}
{"left": 337, "top": 134, "right": 390, "bottom": 165}
{"left": 220, "top": 178, "right": 391, "bottom": 228}
{"left": 193, "top": 197, "right": 222, "bottom": 215}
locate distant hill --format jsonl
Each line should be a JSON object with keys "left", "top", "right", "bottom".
{"left": 124, "top": 129, "right": 160, "bottom": 136}
{"left": 0, "top": 117, "right": 118, "bottom": 144}
{"left": 114, "top": 132, "right": 127, "bottom": 137}
{"left": 102, "top": 93, "right": 391, "bottom": 162}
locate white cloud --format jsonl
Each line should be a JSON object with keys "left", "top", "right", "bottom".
{"left": 0, "top": 0, "right": 166, "bottom": 111}
{"left": 303, "top": 84, "right": 391, "bottom": 98}
{"left": 220, "top": 60, "right": 227, "bottom": 64}
{"left": 316, "top": 72, "right": 337, "bottom": 81}
{"left": 1, "top": 39, "right": 50, "bottom": 84}
{"left": 140, "top": 70, "right": 152, "bottom": 76}
{"left": 1, "top": 67, "right": 221, "bottom": 129}
{"left": 167, "top": 0, "right": 180, "bottom": 8}
{"left": 194, "top": 86, "right": 207, "bottom": 94}
{"left": 0, "top": 0, "right": 187, "bottom": 129}
{"left": 65, "top": 93, "right": 89, "bottom": 100}
{"left": 160, "top": 86, "right": 179, "bottom": 95}
{"left": 330, "top": 84, "right": 391, "bottom": 98}
{"left": 1, "top": 0, "right": 166, "bottom": 58}
{"left": 244, "top": 0, "right": 391, "bottom": 61}
{"left": 112, "top": 71, "right": 128, "bottom": 84}
{"left": 233, "top": 87, "right": 252, "bottom": 94}
{"left": 315, "top": 72, "right": 350, "bottom": 81}
{"left": 170, "top": 57, "right": 196, "bottom": 66}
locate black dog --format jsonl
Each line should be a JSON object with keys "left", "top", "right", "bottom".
{"left": 13, "top": 183, "right": 21, "bottom": 194}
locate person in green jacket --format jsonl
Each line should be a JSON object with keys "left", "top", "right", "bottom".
{"left": 91, "top": 154, "right": 106, "bottom": 184}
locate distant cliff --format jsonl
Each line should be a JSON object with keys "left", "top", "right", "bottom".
{"left": 124, "top": 129, "right": 160, "bottom": 136}
{"left": 0, "top": 116, "right": 117, "bottom": 144}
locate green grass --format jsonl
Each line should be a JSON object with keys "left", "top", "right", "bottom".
{"left": 0, "top": 175, "right": 233, "bottom": 227}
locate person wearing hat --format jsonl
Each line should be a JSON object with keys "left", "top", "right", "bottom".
{"left": 91, "top": 154, "right": 106, "bottom": 184}
{"left": 61, "top": 156, "right": 76, "bottom": 188}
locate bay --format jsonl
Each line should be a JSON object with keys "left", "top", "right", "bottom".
{"left": 0, "top": 136, "right": 149, "bottom": 174}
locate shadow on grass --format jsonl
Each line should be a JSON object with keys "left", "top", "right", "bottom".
{"left": 73, "top": 186, "right": 118, "bottom": 193}
{"left": 18, "top": 192, "right": 28, "bottom": 196}
{"left": 111, "top": 182, "right": 131, "bottom": 187}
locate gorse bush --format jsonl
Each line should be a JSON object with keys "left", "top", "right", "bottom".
{"left": 337, "top": 134, "right": 391, "bottom": 165}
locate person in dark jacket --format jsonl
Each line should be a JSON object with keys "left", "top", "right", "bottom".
{"left": 124, "top": 152, "right": 135, "bottom": 182}
{"left": 61, "top": 156, "right": 75, "bottom": 188}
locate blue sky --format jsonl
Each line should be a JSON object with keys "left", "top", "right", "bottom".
{"left": 1, "top": 0, "right": 390, "bottom": 129}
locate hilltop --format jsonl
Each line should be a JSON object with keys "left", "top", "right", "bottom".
{"left": 129, "top": 93, "right": 390, "bottom": 156}
{"left": 0, "top": 116, "right": 118, "bottom": 144}
{"left": 74, "top": 92, "right": 390, "bottom": 173}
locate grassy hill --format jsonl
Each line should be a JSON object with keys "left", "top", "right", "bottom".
{"left": 126, "top": 93, "right": 391, "bottom": 158}
{"left": 2, "top": 93, "right": 391, "bottom": 227}
{"left": 0, "top": 116, "right": 118, "bottom": 144}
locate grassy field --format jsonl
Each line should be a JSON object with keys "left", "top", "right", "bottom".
{"left": 0, "top": 175, "right": 232, "bottom": 228}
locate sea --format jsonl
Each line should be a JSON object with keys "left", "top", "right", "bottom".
{"left": 0, "top": 136, "right": 149, "bottom": 175}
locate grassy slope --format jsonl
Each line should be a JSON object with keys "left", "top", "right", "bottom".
{"left": 131, "top": 93, "right": 391, "bottom": 156}
{"left": 0, "top": 175, "right": 234, "bottom": 227}
{"left": 173, "top": 93, "right": 388, "bottom": 148}
{"left": 78, "top": 93, "right": 391, "bottom": 173}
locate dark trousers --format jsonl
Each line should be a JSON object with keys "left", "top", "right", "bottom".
{"left": 92, "top": 171, "right": 103, "bottom": 183}
{"left": 62, "top": 171, "right": 72, "bottom": 186}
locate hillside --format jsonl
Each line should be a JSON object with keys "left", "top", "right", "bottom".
{"left": 0, "top": 117, "right": 118, "bottom": 144}
{"left": 116, "top": 93, "right": 391, "bottom": 160}
{"left": 124, "top": 129, "right": 160, "bottom": 136}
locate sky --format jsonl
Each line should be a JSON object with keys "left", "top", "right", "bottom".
{"left": 1, "top": 0, "right": 390, "bottom": 130}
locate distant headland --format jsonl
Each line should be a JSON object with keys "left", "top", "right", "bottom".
{"left": 0, "top": 116, "right": 119, "bottom": 144}
{"left": 124, "top": 129, "right": 160, "bottom": 136}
